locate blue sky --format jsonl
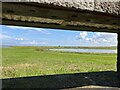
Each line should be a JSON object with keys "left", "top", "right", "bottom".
{"left": 0, "top": 25, "right": 117, "bottom": 46}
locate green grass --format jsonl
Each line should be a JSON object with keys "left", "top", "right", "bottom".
{"left": 1, "top": 46, "right": 117, "bottom": 78}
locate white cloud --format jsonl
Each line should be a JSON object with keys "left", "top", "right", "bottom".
{"left": 95, "top": 32, "right": 117, "bottom": 39}
{"left": 92, "top": 32, "right": 117, "bottom": 44}
{"left": 0, "top": 33, "right": 11, "bottom": 39}
{"left": 6, "top": 26, "right": 39, "bottom": 30}
{"left": 15, "top": 38, "right": 24, "bottom": 41}
{"left": 76, "top": 32, "right": 117, "bottom": 46}
{"left": 79, "top": 31, "right": 88, "bottom": 39}
{"left": 14, "top": 37, "right": 29, "bottom": 41}
{"left": 20, "top": 40, "right": 48, "bottom": 45}
{"left": 0, "top": 31, "right": 48, "bottom": 46}
{"left": 6, "top": 26, "right": 51, "bottom": 34}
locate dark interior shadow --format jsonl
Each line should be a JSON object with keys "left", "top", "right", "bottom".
{"left": 2, "top": 71, "right": 120, "bottom": 89}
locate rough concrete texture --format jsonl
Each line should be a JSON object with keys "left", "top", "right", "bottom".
{"left": 1, "top": 0, "right": 120, "bottom": 15}
{"left": 2, "top": 14, "right": 120, "bottom": 32}
{"left": 2, "top": 71, "right": 120, "bottom": 89}
{"left": 2, "top": 14, "right": 120, "bottom": 33}
{"left": 95, "top": 0, "right": 120, "bottom": 15}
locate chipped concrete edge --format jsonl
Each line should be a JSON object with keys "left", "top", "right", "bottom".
{"left": 2, "top": 14, "right": 120, "bottom": 30}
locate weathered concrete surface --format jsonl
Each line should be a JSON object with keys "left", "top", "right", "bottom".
{"left": 1, "top": 0, "right": 120, "bottom": 32}
{"left": 1, "top": 0, "right": 120, "bottom": 15}
{"left": 2, "top": 71, "right": 120, "bottom": 89}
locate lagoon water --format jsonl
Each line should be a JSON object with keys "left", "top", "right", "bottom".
{"left": 49, "top": 49, "right": 117, "bottom": 53}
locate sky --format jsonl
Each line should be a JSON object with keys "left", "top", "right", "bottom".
{"left": 0, "top": 25, "right": 118, "bottom": 46}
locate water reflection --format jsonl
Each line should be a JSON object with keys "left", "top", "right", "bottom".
{"left": 49, "top": 49, "right": 117, "bottom": 53}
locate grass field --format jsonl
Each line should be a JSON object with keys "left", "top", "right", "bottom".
{"left": 1, "top": 46, "right": 117, "bottom": 78}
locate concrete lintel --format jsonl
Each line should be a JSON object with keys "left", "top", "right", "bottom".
{"left": 1, "top": 1, "right": 120, "bottom": 32}
{"left": 2, "top": 13, "right": 120, "bottom": 33}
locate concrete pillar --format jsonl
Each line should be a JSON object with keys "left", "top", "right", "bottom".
{"left": 117, "top": 33, "right": 120, "bottom": 74}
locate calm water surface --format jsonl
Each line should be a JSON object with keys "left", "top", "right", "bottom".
{"left": 49, "top": 49, "right": 117, "bottom": 53}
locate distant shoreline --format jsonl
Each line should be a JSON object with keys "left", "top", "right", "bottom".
{"left": 1, "top": 45, "right": 117, "bottom": 50}
{"left": 1, "top": 45, "right": 12, "bottom": 48}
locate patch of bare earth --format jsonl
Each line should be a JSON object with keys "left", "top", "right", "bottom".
{"left": 67, "top": 64, "right": 80, "bottom": 71}
{"left": 1, "top": 63, "right": 36, "bottom": 70}
{"left": 1, "top": 63, "right": 36, "bottom": 78}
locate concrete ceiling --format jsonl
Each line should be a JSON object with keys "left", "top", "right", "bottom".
{"left": 1, "top": 0, "right": 120, "bottom": 33}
